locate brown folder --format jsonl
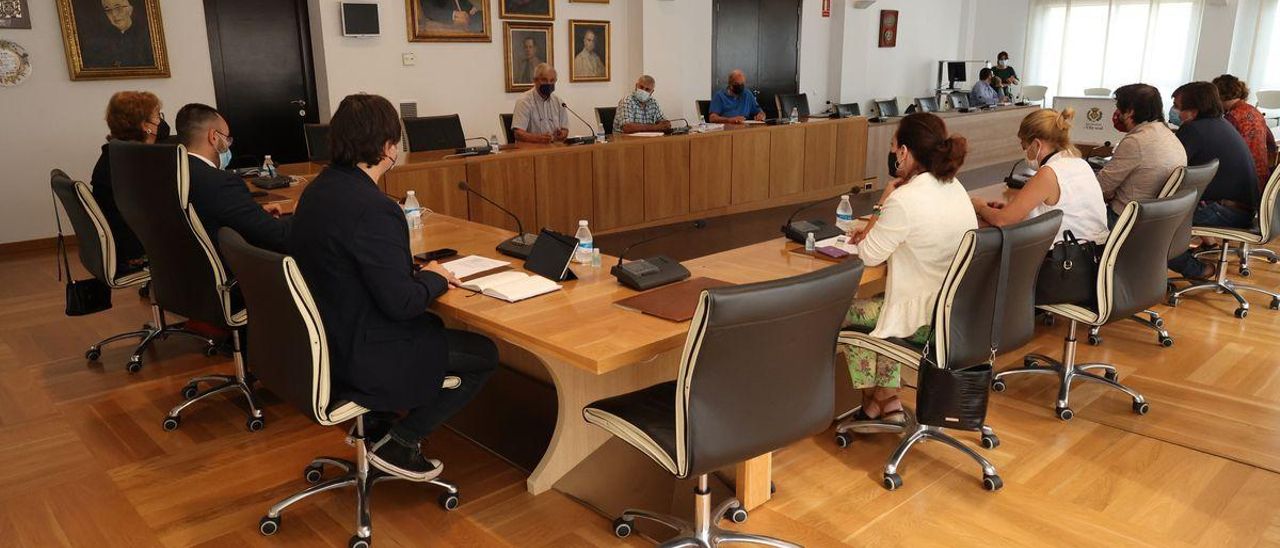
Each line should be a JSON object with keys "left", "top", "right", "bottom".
{"left": 614, "top": 277, "right": 734, "bottom": 323}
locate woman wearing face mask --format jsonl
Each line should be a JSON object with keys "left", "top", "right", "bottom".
{"left": 992, "top": 51, "right": 1020, "bottom": 98}
{"left": 1097, "top": 84, "right": 1187, "bottom": 227}
{"left": 841, "top": 113, "right": 978, "bottom": 428}
{"left": 91, "top": 91, "right": 167, "bottom": 275}
{"left": 972, "top": 108, "right": 1109, "bottom": 246}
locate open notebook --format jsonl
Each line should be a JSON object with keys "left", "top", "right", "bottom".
{"left": 460, "top": 271, "right": 561, "bottom": 302}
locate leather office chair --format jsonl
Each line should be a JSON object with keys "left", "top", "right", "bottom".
{"left": 303, "top": 123, "right": 331, "bottom": 163}
{"left": 585, "top": 260, "right": 863, "bottom": 547}
{"left": 1022, "top": 85, "right": 1048, "bottom": 106}
{"left": 914, "top": 96, "right": 939, "bottom": 113}
{"left": 51, "top": 169, "right": 215, "bottom": 372}
{"left": 949, "top": 92, "right": 971, "bottom": 110}
{"left": 835, "top": 102, "right": 861, "bottom": 118}
{"left": 874, "top": 98, "right": 900, "bottom": 118}
{"left": 108, "top": 142, "right": 263, "bottom": 431}
{"left": 836, "top": 211, "right": 1061, "bottom": 491}
{"left": 1084, "top": 87, "right": 1113, "bottom": 97}
{"left": 696, "top": 100, "right": 711, "bottom": 122}
{"left": 1171, "top": 165, "right": 1280, "bottom": 318}
{"left": 403, "top": 114, "right": 466, "bottom": 152}
{"left": 596, "top": 106, "right": 617, "bottom": 135}
{"left": 499, "top": 113, "right": 516, "bottom": 144}
{"left": 775, "top": 93, "right": 810, "bottom": 118}
{"left": 217, "top": 229, "right": 461, "bottom": 547}
{"left": 995, "top": 191, "right": 1197, "bottom": 420}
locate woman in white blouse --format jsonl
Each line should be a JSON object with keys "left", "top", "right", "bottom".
{"left": 844, "top": 113, "right": 979, "bottom": 427}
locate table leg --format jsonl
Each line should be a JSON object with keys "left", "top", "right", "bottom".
{"left": 735, "top": 453, "right": 773, "bottom": 510}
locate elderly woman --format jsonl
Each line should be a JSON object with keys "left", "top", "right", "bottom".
{"left": 91, "top": 90, "right": 166, "bottom": 274}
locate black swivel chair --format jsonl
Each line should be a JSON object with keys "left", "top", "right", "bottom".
{"left": 914, "top": 96, "right": 939, "bottom": 113}
{"left": 303, "top": 123, "right": 331, "bottom": 163}
{"left": 403, "top": 114, "right": 466, "bottom": 152}
{"left": 585, "top": 260, "right": 863, "bottom": 547}
{"left": 835, "top": 103, "right": 861, "bottom": 118}
{"left": 596, "top": 106, "right": 617, "bottom": 135}
{"left": 108, "top": 142, "right": 264, "bottom": 432}
{"left": 217, "top": 230, "right": 462, "bottom": 547}
{"left": 836, "top": 211, "right": 1062, "bottom": 491}
{"left": 51, "top": 169, "right": 215, "bottom": 372}
{"left": 874, "top": 98, "right": 900, "bottom": 118}
{"left": 995, "top": 191, "right": 1198, "bottom": 420}
{"left": 696, "top": 100, "right": 711, "bottom": 121}
{"left": 499, "top": 113, "right": 516, "bottom": 144}
{"left": 775, "top": 93, "right": 810, "bottom": 119}
{"left": 949, "top": 92, "right": 972, "bottom": 111}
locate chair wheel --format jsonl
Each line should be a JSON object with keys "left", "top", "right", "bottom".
{"left": 438, "top": 492, "right": 460, "bottom": 511}
{"left": 991, "top": 379, "right": 1007, "bottom": 393}
{"left": 1271, "top": 299, "right": 1280, "bottom": 311}
{"left": 1104, "top": 370, "right": 1119, "bottom": 382}
{"left": 983, "top": 474, "right": 1004, "bottom": 491}
{"left": 834, "top": 433, "right": 852, "bottom": 448}
{"left": 726, "top": 505, "right": 748, "bottom": 523}
{"left": 1133, "top": 401, "right": 1150, "bottom": 415}
{"left": 1159, "top": 336, "right": 1173, "bottom": 348}
{"left": 1235, "top": 307, "right": 1248, "bottom": 319}
{"left": 85, "top": 347, "right": 102, "bottom": 361}
{"left": 1087, "top": 334, "right": 1102, "bottom": 346}
{"left": 162, "top": 416, "right": 181, "bottom": 431}
{"left": 348, "top": 535, "right": 370, "bottom": 548}
{"left": 981, "top": 433, "right": 1000, "bottom": 450}
{"left": 259, "top": 516, "right": 280, "bottom": 536}
{"left": 126, "top": 359, "right": 142, "bottom": 373}
{"left": 246, "top": 417, "right": 265, "bottom": 432}
{"left": 304, "top": 464, "right": 324, "bottom": 484}
{"left": 882, "top": 473, "right": 903, "bottom": 491}
{"left": 1240, "top": 268, "right": 1251, "bottom": 277}
{"left": 181, "top": 384, "right": 199, "bottom": 400}
{"left": 612, "top": 517, "right": 633, "bottom": 538}
{"left": 1055, "top": 407, "right": 1074, "bottom": 421}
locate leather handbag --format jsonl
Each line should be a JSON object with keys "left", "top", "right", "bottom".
{"left": 1035, "top": 230, "right": 1099, "bottom": 306}
{"left": 54, "top": 191, "right": 112, "bottom": 316}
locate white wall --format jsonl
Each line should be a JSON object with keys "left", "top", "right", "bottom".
{"left": 0, "top": 1, "right": 216, "bottom": 246}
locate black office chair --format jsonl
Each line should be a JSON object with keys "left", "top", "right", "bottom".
{"left": 696, "top": 100, "right": 711, "bottom": 121}
{"left": 217, "top": 229, "right": 462, "bottom": 547}
{"left": 914, "top": 96, "right": 939, "bottom": 113}
{"left": 303, "top": 123, "right": 331, "bottom": 163}
{"left": 499, "top": 113, "right": 516, "bottom": 144}
{"left": 585, "top": 260, "right": 863, "bottom": 547}
{"left": 51, "top": 169, "right": 215, "bottom": 372}
{"left": 403, "top": 114, "right": 466, "bottom": 152}
{"left": 995, "top": 191, "right": 1198, "bottom": 420}
{"left": 835, "top": 103, "right": 861, "bottom": 118}
{"left": 949, "top": 92, "right": 972, "bottom": 110}
{"left": 596, "top": 106, "right": 617, "bottom": 135}
{"left": 108, "top": 142, "right": 263, "bottom": 432}
{"left": 836, "top": 211, "right": 1062, "bottom": 491}
{"left": 775, "top": 93, "right": 810, "bottom": 119}
{"left": 874, "top": 98, "right": 900, "bottom": 118}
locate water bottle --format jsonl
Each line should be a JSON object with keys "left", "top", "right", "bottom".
{"left": 836, "top": 195, "right": 855, "bottom": 232}
{"left": 403, "top": 190, "right": 423, "bottom": 230}
{"left": 805, "top": 232, "right": 816, "bottom": 253}
{"left": 789, "top": 107, "right": 799, "bottom": 124}
{"left": 261, "top": 155, "right": 277, "bottom": 178}
{"left": 489, "top": 134, "right": 500, "bottom": 154}
{"left": 573, "top": 220, "right": 593, "bottom": 264}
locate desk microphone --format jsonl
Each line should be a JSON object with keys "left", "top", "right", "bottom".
{"left": 561, "top": 102, "right": 599, "bottom": 145}
{"left": 781, "top": 187, "right": 858, "bottom": 243}
{"left": 612, "top": 220, "right": 707, "bottom": 291}
{"left": 456, "top": 181, "right": 539, "bottom": 259}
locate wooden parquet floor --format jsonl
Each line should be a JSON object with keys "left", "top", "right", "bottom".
{"left": 3, "top": 245, "right": 1280, "bottom": 547}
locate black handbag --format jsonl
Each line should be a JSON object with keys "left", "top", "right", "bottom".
{"left": 1035, "top": 230, "right": 1099, "bottom": 306}
{"left": 54, "top": 191, "right": 112, "bottom": 316}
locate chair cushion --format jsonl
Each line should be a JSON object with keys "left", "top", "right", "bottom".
{"left": 1192, "top": 226, "right": 1264, "bottom": 244}
{"left": 582, "top": 381, "right": 679, "bottom": 475}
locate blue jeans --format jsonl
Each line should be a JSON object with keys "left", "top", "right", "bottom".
{"left": 1167, "top": 202, "right": 1255, "bottom": 278}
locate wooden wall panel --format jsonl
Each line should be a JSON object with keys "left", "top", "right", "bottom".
{"left": 731, "top": 131, "right": 770, "bottom": 205}
{"left": 802, "top": 123, "right": 837, "bottom": 191}
{"left": 466, "top": 156, "right": 538, "bottom": 233}
{"left": 769, "top": 125, "right": 806, "bottom": 197}
{"left": 689, "top": 134, "right": 733, "bottom": 212}
{"left": 592, "top": 146, "right": 646, "bottom": 230}
{"left": 643, "top": 140, "right": 691, "bottom": 221}
{"left": 384, "top": 165, "right": 469, "bottom": 219}
{"left": 535, "top": 150, "right": 595, "bottom": 234}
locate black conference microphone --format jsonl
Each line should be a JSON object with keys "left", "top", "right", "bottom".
{"left": 456, "top": 181, "right": 539, "bottom": 259}
{"left": 612, "top": 220, "right": 707, "bottom": 291}
{"left": 561, "top": 102, "right": 599, "bottom": 145}
{"left": 781, "top": 186, "right": 858, "bottom": 244}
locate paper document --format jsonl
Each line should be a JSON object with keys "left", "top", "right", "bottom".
{"left": 441, "top": 255, "right": 510, "bottom": 279}
{"left": 816, "top": 235, "right": 858, "bottom": 255}
{"left": 630, "top": 132, "right": 664, "bottom": 138}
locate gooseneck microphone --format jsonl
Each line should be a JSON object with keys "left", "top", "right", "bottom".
{"left": 781, "top": 186, "right": 859, "bottom": 243}
{"left": 561, "top": 102, "right": 599, "bottom": 145}
{"left": 611, "top": 220, "right": 707, "bottom": 291}
{"left": 456, "top": 181, "right": 539, "bottom": 259}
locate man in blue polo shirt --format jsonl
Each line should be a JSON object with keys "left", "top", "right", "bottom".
{"left": 709, "top": 69, "right": 766, "bottom": 124}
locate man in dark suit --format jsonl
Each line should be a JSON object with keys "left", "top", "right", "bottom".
{"left": 175, "top": 103, "right": 290, "bottom": 255}
{"left": 288, "top": 93, "right": 498, "bottom": 481}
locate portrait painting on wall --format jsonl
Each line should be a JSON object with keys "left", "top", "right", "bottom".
{"left": 407, "top": 0, "right": 492, "bottom": 42}
{"left": 568, "top": 19, "right": 609, "bottom": 83}
{"left": 500, "top": 0, "right": 554, "bottom": 21}
{"left": 56, "top": 0, "right": 169, "bottom": 80}
{"left": 504, "top": 21, "right": 553, "bottom": 92}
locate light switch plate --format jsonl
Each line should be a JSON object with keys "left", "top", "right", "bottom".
{"left": 402, "top": 53, "right": 416, "bottom": 66}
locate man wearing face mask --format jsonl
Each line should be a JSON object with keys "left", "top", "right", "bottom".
{"left": 992, "top": 51, "right": 1019, "bottom": 98}
{"left": 1096, "top": 83, "right": 1186, "bottom": 227}
{"left": 709, "top": 70, "right": 765, "bottom": 124}
{"left": 512, "top": 63, "right": 570, "bottom": 144}
{"left": 614, "top": 75, "right": 670, "bottom": 134}
{"left": 175, "top": 103, "right": 291, "bottom": 255}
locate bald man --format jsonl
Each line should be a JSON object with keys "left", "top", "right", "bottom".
{"left": 709, "top": 70, "right": 765, "bottom": 124}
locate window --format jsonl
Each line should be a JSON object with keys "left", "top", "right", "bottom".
{"left": 1025, "top": 0, "right": 1203, "bottom": 103}
{"left": 1248, "top": 0, "right": 1280, "bottom": 93}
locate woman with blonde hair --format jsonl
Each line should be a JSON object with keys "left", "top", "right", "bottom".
{"left": 972, "top": 108, "right": 1109, "bottom": 244}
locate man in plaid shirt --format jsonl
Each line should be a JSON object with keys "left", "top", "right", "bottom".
{"left": 614, "top": 75, "right": 671, "bottom": 134}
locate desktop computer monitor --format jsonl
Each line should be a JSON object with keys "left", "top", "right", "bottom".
{"left": 947, "top": 62, "right": 967, "bottom": 88}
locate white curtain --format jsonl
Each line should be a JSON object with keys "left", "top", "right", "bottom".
{"left": 1025, "top": 0, "right": 1204, "bottom": 103}
{"left": 1248, "top": 0, "right": 1280, "bottom": 93}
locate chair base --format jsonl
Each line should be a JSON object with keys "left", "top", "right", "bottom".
{"left": 994, "top": 320, "right": 1150, "bottom": 421}
{"left": 1086, "top": 309, "right": 1172, "bottom": 347}
{"left": 258, "top": 417, "right": 460, "bottom": 545}
{"left": 1173, "top": 241, "right": 1280, "bottom": 318}
{"left": 613, "top": 475, "right": 797, "bottom": 548}
{"left": 162, "top": 330, "right": 264, "bottom": 432}
{"left": 85, "top": 304, "right": 217, "bottom": 372}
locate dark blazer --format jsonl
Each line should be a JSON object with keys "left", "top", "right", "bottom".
{"left": 186, "top": 154, "right": 291, "bottom": 255}
{"left": 90, "top": 143, "right": 146, "bottom": 273}
{"left": 288, "top": 164, "right": 451, "bottom": 411}
{"left": 1177, "top": 116, "right": 1260, "bottom": 210}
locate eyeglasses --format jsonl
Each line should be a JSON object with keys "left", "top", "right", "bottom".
{"left": 215, "top": 130, "right": 234, "bottom": 147}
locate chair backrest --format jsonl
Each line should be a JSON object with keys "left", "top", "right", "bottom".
{"left": 1255, "top": 90, "right": 1280, "bottom": 110}
{"left": 836, "top": 102, "right": 861, "bottom": 118}
{"left": 915, "top": 96, "right": 939, "bottom": 113}
{"left": 931, "top": 211, "right": 1062, "bottom": 368}
{"left": 1257, "top": 164, "right": 1280, "bottom": 243}
{"left": 109, "top": 142, "right": 238, "bottom": 327}
{"left": 949, "top": 92, "right": 971, "bottom": 110}
{"left": 50, "top": 169, "right": 115, "bottom": 283}
{"left": 875, "top": 98, "right": 900, "bottom": 117}
{"left": 1155, "top": 165, "right": 1187, "bottom": 198}
{"left": 303, "top": 123, "right": 331, "bottom": 163}
{"left": 219, "top": 228, "right": 339, "bottom": 425}
{"left": 776, "top": 93, "right": 810, "bottom": 118}
{"left": 695, "top": 100, "right": 711, "bottom": 121}
{"left": 1084, "top": 87, "right": 1112, "bottom": 97}
{"left": 675, "top": 260, "right": 863, "bottom": 478}
{"left": 595, "top": 106, "right": 617, "bottom": 135}
{"left": 403, "top": 114, "right": 466, "bottom": 152}
{"left": 1100, "top": 191, "right": 1198, "bottom": 321}
{"left": 1022, "top": 85, "right": 1048, "bottom": 102}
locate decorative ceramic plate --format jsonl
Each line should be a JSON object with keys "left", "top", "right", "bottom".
{"left": 0, "top": 39, "right": 32, "bottom": 87}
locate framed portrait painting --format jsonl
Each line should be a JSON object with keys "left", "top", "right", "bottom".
{"left": 568, "top": 20, "right": 609, "bottom": 83}
{"left": 499, "top": 0, "right": 554, "bottom": 21}
{"left": 407, "top": 0, "right": 491, "bottom": 42}
{"left": 56, "top": 0, "right": 169, "bottom": 80}
{"left": 503, "top": 21, "right": 552, "bottom": 92}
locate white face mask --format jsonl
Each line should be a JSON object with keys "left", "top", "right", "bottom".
{"left": 634, "top": 89, "right": 651, "bottom": 102}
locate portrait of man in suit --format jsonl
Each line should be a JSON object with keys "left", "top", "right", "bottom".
{"left": 57, "top": 0, "right": 168, "bottom": 79}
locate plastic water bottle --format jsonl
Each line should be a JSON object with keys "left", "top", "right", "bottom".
{"left": 574, "top": 220, "right": 593, "bottom": 264}
{"left": 489, "top": 134, "right": 500, "bottom": 154}
{"left": 790, "top": 107, "right": 799, "bottom": 124}
{"left": 261, "top": 155, "right": 277, "bottom": 178}
{"left": 403, "top": 190, "right": 423, "bottom": 230}
{"left": 836, "top": 195, "right": 855, "bottom": 232}
{"left": 805, "top": 232, "right": 816, "bottom": 253}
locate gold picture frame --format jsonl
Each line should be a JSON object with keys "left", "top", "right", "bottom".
{"left": 568, "top": 19, "right": 609, "bottom": 83}
{"left": 503, "top": 21, "right": 552, "bottom": 92}
{"left": 56, "top": 0, "right": 169, "bottom": 81}
{"left": 406, "top": 0, "right": 492, "bottom": 43}
{"left": 499, "top": 0, "right": 554, "bottom": 21}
